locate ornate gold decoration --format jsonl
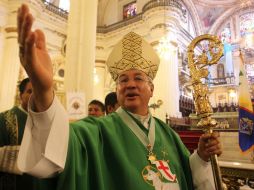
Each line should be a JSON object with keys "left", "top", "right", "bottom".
{"left": 187, "top": 34, "right": 223, "bottom": 128}
{"left": 149, "top": 99, "right": 163, "bottom": 110}
{"left": 187, "top": 34, "right": 224, "bottom": 190}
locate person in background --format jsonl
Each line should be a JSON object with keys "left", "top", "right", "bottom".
{"left": 17, "top": 4, "right": 222, "bottom": 190}
{"left": 0, "top": 78, "right": 36, "bottom": 190}
{"left": 104, "top": 92, "right": 119, "bottom": 115}
{"left": 88, "top": 99, "right": 105, "bottom": 117}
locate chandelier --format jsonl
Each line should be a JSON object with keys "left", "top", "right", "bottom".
{"left": 157, "top": 32, "right": 177, "bottom": 60}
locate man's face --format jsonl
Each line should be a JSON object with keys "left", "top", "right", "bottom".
{"left": 88, "top": 104, "right": 105, "bottom": 117}
{"left": 116, "top": 70, "right": 154, "bottom": 115}
{"left": 20, "top": 82, "right": 32, "bottom": 111}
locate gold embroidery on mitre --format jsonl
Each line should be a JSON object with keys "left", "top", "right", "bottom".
{"left": 108, "top": 32, "right": 159, "bottom": 81}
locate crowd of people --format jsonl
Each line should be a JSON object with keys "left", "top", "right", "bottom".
{"left": 88, "top": 92, "right": 119, "bottom": 117}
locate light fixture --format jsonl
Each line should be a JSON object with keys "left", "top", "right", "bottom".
{"left": 229, "top": 89, "right": 236, "bottom": 104}
{"left": 229, "top": 89, "right": 236, "bottom": 98}
{"left": 157, "top": 32, "right": 177, "bottom": 60}
{"left": 156, "top": 1, "right": 177, "bottom": 60}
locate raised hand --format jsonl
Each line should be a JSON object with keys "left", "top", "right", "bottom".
{"left": 197, "top": 132, "right": 222, "bottom": 162}
{"left": 17, "top": 4, "right": 54, "bottom": 111}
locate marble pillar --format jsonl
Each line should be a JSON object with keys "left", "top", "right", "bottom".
{"left": 64, "top": 0, "right": 98, "bottom": 112}
{"left": 0, "top": 26, "right": 20, "bottom": 112}
{"left": 233, "top": 53, "right": 241, "bottom": 87}
{"left": 93, "top": 63, "right": 106, "bottom": 102}
{"left": 224, "top": 43, "right": 234, "bottom": 75}
{"left": 153, "top": 45, "right": 182, "bottom": 120}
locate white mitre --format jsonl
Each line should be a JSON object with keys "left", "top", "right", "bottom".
{"left": 106, "top": 32, "right": 160, "bottom": 81}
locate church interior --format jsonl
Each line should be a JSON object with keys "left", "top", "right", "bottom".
{"left": 0, "top": 0, "right": 254, "bottom": 189}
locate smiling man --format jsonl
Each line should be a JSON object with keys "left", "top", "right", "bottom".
{"left": 88, "top": 100, "right": 105, "bottom": 117}
{"left": 116, "top": 70, "right": 153, "bottom": 115}
{"left": 17, "top": 4, "right": 222, "bottom": 190}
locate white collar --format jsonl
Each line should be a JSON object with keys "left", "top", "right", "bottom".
{"left": 126, "top": 109, "right": 151, "bottom": 129}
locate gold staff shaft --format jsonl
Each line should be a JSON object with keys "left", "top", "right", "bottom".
{"left": 211, "top": 152, "right": 223, "bottom": 189}
{"left": 207, "top": 128, "right": 224, "bottom": 190}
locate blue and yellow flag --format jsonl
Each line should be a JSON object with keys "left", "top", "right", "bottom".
{"left": 238, "top": 52, "right": 254, "bottom": 152}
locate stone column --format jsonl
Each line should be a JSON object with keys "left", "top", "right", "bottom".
{"left": 93, "top": 62, "right": 106, "bottom": 102}
{"left": 153, "top": 44, "right": 182, "bottom": 120}
{"left": 224, "top": 43, "right": 234, "bottom": 75}
{"left": 233, "top": 53, "right": 241, "bottom": 88}
{"left": 0, "top": 26, "right": 20, "bottom": 111}
{"left": 64, "top": 0, "right": 98, "bottom": 110}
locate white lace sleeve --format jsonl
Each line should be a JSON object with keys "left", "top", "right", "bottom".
{"left": 17, "top": 96, "right": 69, "bottom": 178}
{"left": 189, "top": 150, "right": 215, "bottom": 190}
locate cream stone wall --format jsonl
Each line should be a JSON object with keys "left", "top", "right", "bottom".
{"left": 64, "top": 0, "right": 98, "bottom": 115}
{"left": 0, "top": 2, "right": 7, "bottom": 75}
{"left": 0, "top": 0, "right": 8, "bottom": 81}
{"left": 101, "top": 0, "right": 118, "bottom": 26}
{"left": 0, "top": 27, "right": 4, "bottom": 69}
{"left": 0, "top": 0, "right": 67, "bottom": 111}
{"left": 0, "top": 1, "right": 22, "bottom": 111}
{"left": 99, "top": 0, "right": 197, "bottom": 35}
{"left": 219, "top": 132, "right": 253, "bottom": 163}
{"left": 93, "top": 63, "right": 106, "bottom": 102}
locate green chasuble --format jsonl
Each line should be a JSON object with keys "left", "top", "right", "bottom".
{"left": 0, "top": 106, "right": 36, "bottom": 190}
{"left": 0, "top": 106, "right": 27, "bottom": 146}
{"left": 38, "top": 110, "right": 194, "bottom": 190}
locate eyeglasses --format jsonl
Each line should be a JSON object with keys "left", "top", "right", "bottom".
{"left": 117, "top": 75, "right": 151, "bottom": 86}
